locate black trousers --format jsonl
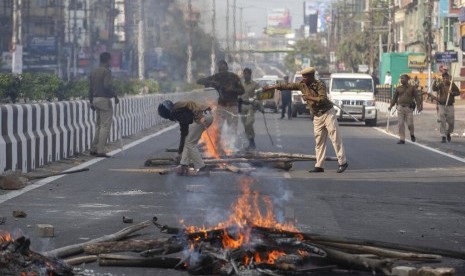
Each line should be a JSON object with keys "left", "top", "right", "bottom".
{"left": 281, "top": 97, "right": 292, "bottom": 118}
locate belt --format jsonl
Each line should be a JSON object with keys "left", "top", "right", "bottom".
{"left": 314, "top": 109, "right": 330, "bottom": 117}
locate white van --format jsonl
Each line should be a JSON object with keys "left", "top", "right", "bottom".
{"left": 329, "top": 73, "right": 377, "bottom": 126}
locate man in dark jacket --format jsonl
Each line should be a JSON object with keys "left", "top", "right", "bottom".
{"left": 280, "top": 76, "right": 292, "bottom": 119}
{"left": 197, "top": 60, "right": 244, "bottom": 151}
{"left": 158, "top": 100, "right": 213, "bottom": 175}
{"left": 88, "top": 52, "right": 119, "bottom": 158}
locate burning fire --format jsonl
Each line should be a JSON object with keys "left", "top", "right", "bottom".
{"left": 183, "top": 176, "right": 299, "bottom": 265}
{"left": 0, "top": 230, "right": 13, "bottom": 242}
{"left": 200, "top": 103, "right": 234, "bottom": 158}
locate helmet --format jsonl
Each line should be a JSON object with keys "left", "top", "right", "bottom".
{"left": 158, "top": 100, "right": 174, "bottom": 120}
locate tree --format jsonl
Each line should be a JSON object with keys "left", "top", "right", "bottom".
{"left": 284, "top": 38, "right": 328, "bottom": 73}
{"left": 336, "top": 32, "right": 368, "bottom": 72}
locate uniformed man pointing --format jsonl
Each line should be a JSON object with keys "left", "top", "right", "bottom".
{"left": 264, "top": 67, "right": 348, "bottom": 173}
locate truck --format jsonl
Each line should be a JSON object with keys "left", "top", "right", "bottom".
{"left": 328, "top": 73, "right": 377, "bottom": 126}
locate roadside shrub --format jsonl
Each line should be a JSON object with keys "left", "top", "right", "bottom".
{"left": 21, "top": 73, "right": 61, "bottom": 101}
{"left": 60, "top": 79, "right": 89, "bottom": 100}
{"left": 0, "top": 73, "right": 21, "bottom": 103}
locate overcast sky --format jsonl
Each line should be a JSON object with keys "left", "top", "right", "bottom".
{"left": 193, "top": 0, "right": 314, "bottom": 38}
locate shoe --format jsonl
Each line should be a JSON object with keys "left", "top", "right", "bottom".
{"left": 447, "top": 134, "right": 451, "bottom": 142}
{"left": 410, "top": 135, "right": 416, "bottom": 142}
{"left": 90, "top": 151, "right": 97, "bottom": 156}
{"left": 96, "top": 153, "right": 112, "bottom": 158}
{"left": 280, "top": 116, "right": 285, "bottom": 119}
{"left": 192, "top": 166, "right": 210, "bottom": 176}
{"left": 441, "top": 137, "right": 446, "bottom": 143}
{"left": 397, "top": 140, "right": 405, "bottom": 144}
{"left": 309, "top": 167, "right": 324, "bottom": 173}
{"left": 175, "top": 165, "right": 189, "bottom": 175}
{"left": 337, "top": 163, "right": 348, "bottom": 173}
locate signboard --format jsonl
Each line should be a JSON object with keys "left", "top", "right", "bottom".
{"left": 256, "top": 89, "right": 275, "bottom": 101}
{"left": 407, "top": 54, "right": 426, "bottom": 68}
{"left": 28, "top": 36, "right": 57, "bottom": 54}
{"left": 266, "top": 9, "right": 292, "bottom": 36}
{"left": 435, "top": 51, "right": 458, "bottom": 63}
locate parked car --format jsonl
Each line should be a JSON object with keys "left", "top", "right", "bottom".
{"left": 255, "top": 75, "right": 281, "bottom": 113}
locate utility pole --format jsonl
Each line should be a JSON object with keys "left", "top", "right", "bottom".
{"left": 368, "top": 0, "right": 374, "bottom": 74}
{"left": 186, "top": 0, "right": 193, "bottom": 83}
{"left": 226, "top": 0, "right": 230, "bottom": 59}
{"left": 11, "top": 0, "right": 23, "bottom": 74}
{"left": 425, "top": 0, "right": 434, "bottom": 93}
{"left": 73, "top": 2, "right": 78, "bottom": 78}
{"left": 210, "top": 0, "right": 216, "bottom": 75}
{"left": 232, "top": 0, "right": 236, "bottom": 52}
{"left": 388, "top": 0, "right": 394, "bottom": 52}
{"left": 137, "top": 0, "right": 145, "bottom": 80}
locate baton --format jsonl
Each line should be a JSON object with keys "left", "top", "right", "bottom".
{"left": 261, "top": 111, "right": 274, "bottom": 146}
{"left": 330, "top": 101, "right": 361, "bottom": 122}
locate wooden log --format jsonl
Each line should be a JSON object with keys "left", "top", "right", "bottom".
{"left": 99, "top": 256, "right": 181, "bottom": 268}
{"left": 63, "top": 255, "right": 98, "bottom": 266}
{"left": 317, "top": 241, "right": 442, "bottom": 262}
{"left": 82, "top": 238, "right": 170, "bottom": 255}
{"left": 252, "top": 226, "right": 465, "bottom": 260}
{"left": 146, "top": 157, "right": 328, "bottom": 167}
{"left": 319, "top": 246, "right": 393, "bottom": 274}
{"left": 42, "top": 220, "right": 151, "bottom": 259}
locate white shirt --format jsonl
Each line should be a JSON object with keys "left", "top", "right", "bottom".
{"left": 384, "top": 74, "right": 392, "bottom": 85}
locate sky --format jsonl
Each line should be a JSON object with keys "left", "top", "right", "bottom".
{"left": 193, "top": 0, "right": 330, "bottom": 39}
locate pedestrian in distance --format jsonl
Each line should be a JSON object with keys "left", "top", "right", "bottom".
{"left": 263, "top": 67, "right": 348, "bottom": 173}
{"left": 239, "top": 68, "right": 260, "bottom": 151}
{"left": 197, "top": 60, "right": 245, "bottom": 152}
{"left": 388, "top": 74, "right": 422, "bottom": 144}
{"left": 88, "top": 52, "right": 120, "bottom": 158}
{"left": 384, "top": 71, "right": 392, "bottom": 85}
{"left": 280, "top": 76, "right": 293, "bottom": 120}
{"left": 432, "top": 72, "right": 460, "bottom": 143}
{"left": 158, "top": 100, "right": 213, "bottom": 176}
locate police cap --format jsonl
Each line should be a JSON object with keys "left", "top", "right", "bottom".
{"left": 301, "top": 67, "right": 316, "bottom": 76}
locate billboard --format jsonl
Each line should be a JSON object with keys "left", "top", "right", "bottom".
{"left": 266, "top": 8, "right": 292, "bottom": 36}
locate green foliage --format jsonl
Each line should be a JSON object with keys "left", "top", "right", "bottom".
{"left": 0, "top": 72, "right": 160, "bottom": 102}
{"left": 336, "top": 32, "right": 368, "bottom": 72}
{"left": 284, "top": 38, "right": 329, "bottom": 73}
{"left": 20, "top": 73, "right": 61, "bottom": 101}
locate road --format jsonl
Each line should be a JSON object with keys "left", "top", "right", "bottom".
{"left": 1, "top": 104, "right": 465, "bottom": 275}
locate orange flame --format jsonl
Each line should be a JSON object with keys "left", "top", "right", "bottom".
{"left": 0, "top": 230, "right": 13, "bottom": 242}
{"left": 200, "top": 103, "right": 234, "bottom": 158}
{"left": 183, "top": 176, "right": 298, "bottom": 264}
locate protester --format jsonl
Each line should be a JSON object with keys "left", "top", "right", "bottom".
{"left": 88, "top": 52, "right": 119, "bottom": 158}
{"left": 264, "top": 67, "right": 348, "bottom": 173}
{"left": 432, "top": 72, "right": 460, "bottom": 143}
{"left": 388, "top": 74, "right": 422, "bottom": 144}
{"left": 239, "top": 68, "right": 260, "bottom": 150}
{"left": 158, "top": 100, "right": 213, "bottom": 176}
{"left": 197, "top": 60, "right": 245, "bottom": 151}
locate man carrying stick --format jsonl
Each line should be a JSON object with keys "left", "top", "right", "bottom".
{"left": 263, "top": 67, "right": 348, "bottom": 173}
{"left": 432, "top": 72, "right": 460, "bottom": 143}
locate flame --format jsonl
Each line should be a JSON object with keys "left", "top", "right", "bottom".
{"left": 183, "top": 176, "right": 298, "bottom": 264}
{"left": 200, "top": 103, "right": 234, "bottom": 158}
{"left": 0, "top": 230, "right": 13, "bottom": 242}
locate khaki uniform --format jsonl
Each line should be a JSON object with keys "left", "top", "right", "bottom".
{"left": 171, "top": 101, "right": 212, "bottom": 170}
{"left": 88, "top": 65, "right": 117, "bottom": 154}
{"left": 240, "top": 79, "right": 260, "bottom": 140}
{"left": 390, "top": 84, "right": 421, "bottom": 141}
{"left": 432, "top": 81, "right": 460, "bottom": 137}
{"left": 276, "top": 80, "right": 347, "bottom": 167}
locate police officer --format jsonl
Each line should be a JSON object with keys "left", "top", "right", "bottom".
{"left": 197, "top": 60, "right": 245, "bottom": 152}
{"left": 158, "top": 100, "right": 213, "bottom": 176}
{"left": 388, "top": 74, "right": 422, "bottom": 144}
{"left": 239, "top": 68, "right": 260, "bottom": 150}
{"left": 264, "top": 67, "right": 348, "bottom": 173}
{"left": 88, "top": 52, "right": 119, "bottom": 158}
{"left": 432, "top": 72, "right": 460, "bottom": 143}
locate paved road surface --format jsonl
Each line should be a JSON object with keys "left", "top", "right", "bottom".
{"left": 1, "top": 100, "right": 465, "bottom": 276}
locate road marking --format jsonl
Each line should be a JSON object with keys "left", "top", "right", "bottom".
{"left": 0, "top": 124, "right": 178, "bottom": 205}
{"left": 374, "top": 127, "right": 465, "bottom": 163}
